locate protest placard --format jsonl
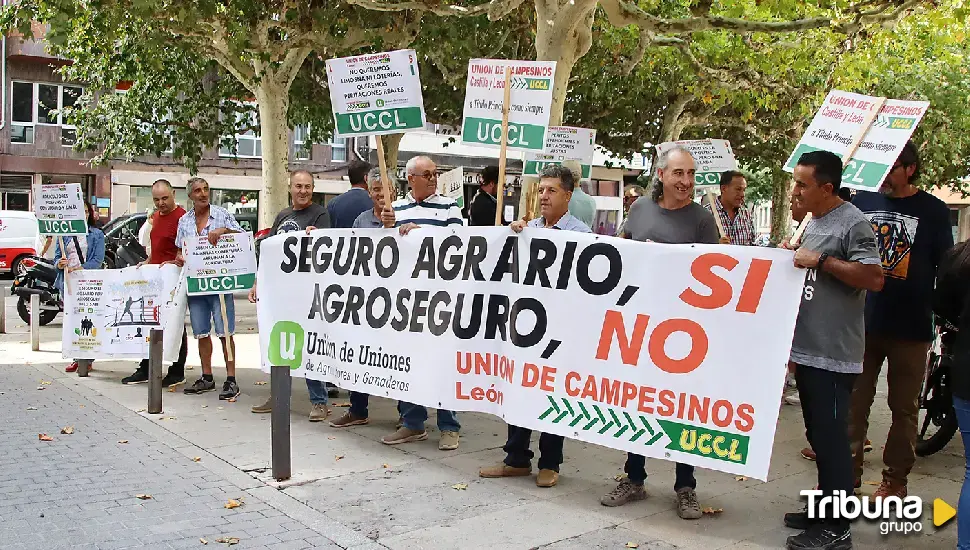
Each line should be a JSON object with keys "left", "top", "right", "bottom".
{"left": 461, "top": 59, "right": 556, "bottom": 153}
{"left": 256, "top": 227, "right": 804, "bottom": 479}
{"left": 523, "top": 126, "right": 596, "bottom": 179}
{"left": 437, "top": 166, "right": 464, "bottom": 208}
{"left": 326, "top": 49, "right": 426, "bottom": 137}
{"left": 657, "top": 139, "right": 738, "bottom": 187}
{"left": 62, "top": 265, "right": 187, "bottom": 361}
{"left": 784, "top": 90, "right": 929, "bottom": 191}
{"left": 34, "top": 183, "right": 87, "bottom": 236}
{"left": 183, "top": 232, "right": 256, "bottom": 295}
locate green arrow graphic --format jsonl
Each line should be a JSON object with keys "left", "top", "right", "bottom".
{"left": 536, "top": 397, "right": 677, "bottom": 447}
{"left": 538, "top": 396, "right": 560, "bottom": 420}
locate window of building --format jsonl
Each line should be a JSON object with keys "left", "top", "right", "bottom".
{"left": 293, "top": 125, "right": 311, "bottom": 161}
{"left": 330, "top": 136, "right": 346, "bottom": 162}
{"left": 219, "top": 105, "right": 261, "bottom": 159}
{"left": 10, "top": 82, "right": 85, "bottom": 145}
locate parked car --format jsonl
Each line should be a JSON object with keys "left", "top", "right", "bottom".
{"left": 0, "top": 210, "right": 43, "bottom": 277}
{"left": 102, "top": 212, "right": 148, "bottom": 269}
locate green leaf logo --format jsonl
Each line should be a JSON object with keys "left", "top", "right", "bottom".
{"left": 268, "top": 321, "right": 304, "bottom": 369}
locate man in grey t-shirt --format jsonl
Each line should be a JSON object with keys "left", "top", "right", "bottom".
{"left": 603, "top": 145, "right": 718, "bottom": 520}
{"left": 782, "top": 151, "right": 883, "bottom": 550}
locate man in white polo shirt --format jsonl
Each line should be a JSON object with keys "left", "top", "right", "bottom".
{"left": 380, "top": 155, "right": 463, "bottom": 451}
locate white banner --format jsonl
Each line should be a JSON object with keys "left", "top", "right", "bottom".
{"left": 62, "top": 265, "right": 187, "bottom": 362}
{"left": 657, "top": 139, "right": 738, "bottom": 187}
{"left": 461, "top": 59, "right": 556, "bottom": 152}
{"left": 326, "top": 49, "right": 426, "bottom": 137}
{"left": 256, "top": 228, "right": 805, "bottom": 479}
{"left": 184, "top": 232, "right": 256, "bottom": 295}
{"left": 783, "top": 90, "right": 929, "bottom": 191}
{"left": 34, "top": 183, "right": 87, "bottom": 236}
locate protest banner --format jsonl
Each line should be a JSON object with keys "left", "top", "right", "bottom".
{"left": 783, "top": 90, "right": 929, "bottom": 191}
{"left": 523, "top": 126, "right": 597, "bottom": 179}
{"left": 326, "top": 49, "right": 427, "bottom": 207}
{"left": 62, "top": 265, "right": 187, "bottom": 361}
{"left": 437, "top": 166, "right": 465, "bottom": 208}
{"left": 461, "top": 59, "right": 556, "bottom": 153}
{"left": 657, "top": 139, "right": 738, "bottom": 188}
{"left": 34, "top": 183, "right": 87, "bottom": 236}
{"left": 256, "top": 227, "right": 805, "bottom": 479}
{"left": 183, "top": 232, "right": 257, "bottom": 295}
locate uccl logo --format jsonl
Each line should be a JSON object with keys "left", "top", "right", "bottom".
{"left": 348, "top": 101, "right": 370, "bottom": 111}
{"left": 268, "top": 321, "right": 304, "bottom": 369}
{"left": 801, "top": 490, "right": 925, "bottom": 535}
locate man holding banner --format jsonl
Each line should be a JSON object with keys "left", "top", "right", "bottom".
{"left": 783, "top": 151, "right": 883, "bottom": 550}
{"left": 250, "top": 171, "right": 333, "bottom": 420}
{"left": 604, "top": 145, "right": 716, "bottom": 519}
{"left": 479, "top": 164, "right": 590, "bottom": 488}
{"left": 173, "top": 177, "right": 244, "bottom": 400}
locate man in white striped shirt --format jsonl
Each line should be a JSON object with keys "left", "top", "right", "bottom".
{"left": 381, "top": 155, "right": 463, "bottom": 451}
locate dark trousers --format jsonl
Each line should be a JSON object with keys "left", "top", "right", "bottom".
{"left": 503, "top": 425, "right": 564, "bottom": 472}
{"left": 795, "top": 363, "right": 857, "bottom": 526}
{"left": 349, "top": 393, "right": 404, "bottom": 420}
{"left": 137, "top": 329, "right": 188, "bottom": 375}
{"left": 624, "top": 453, "right": 696, "bottom": 490}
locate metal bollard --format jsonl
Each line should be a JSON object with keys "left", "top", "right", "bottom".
{"left": 76, "top": 359, "right": 92, "bottom": 377}
{"left": 0, "top": 285, "right": 7, "bottom": 334}
{"left": 271, "top": 365, "right": 292, "bottom": 482}
{"left": 30, "top": 294, "right": 40, "bottom": 351}
{"left": 147, "top": 329, "right": 164, "bottom": 414}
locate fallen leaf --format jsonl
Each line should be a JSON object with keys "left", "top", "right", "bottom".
{"left": 38, "top": 434, "right": 53, "bottom": 441}
{"left": 118, "top": 440, "right": 129, "bottom": 444}
{"left": 451, "top": 483, "right": 468, "bottom": 490}
{"left": 60, "top": 426, "right": 75, "bottom": 435}
{"left": 382, "top": 463, "right": 390, "bottom": 468}
{"left": 202, "top": 405, "right": 209, "bottom": 408}
{"left": 613, "top": 473, "right": 628, "bottom": 481}
{"left": 39, "top": 380, "right": 52, "bottom": 385}
{"left": 327, "top": 436, "right": 336, "bottom": 440}
{"left": 135, "top": 494, "right": 153, "bottom": 500}
{"left": 735, "top": 476, "right": 748, "bottom": 482}
{"left": 625, "top": 544, "right": 639, "bottom": 549}
{"left": 79, "top": 405, "right": 84, "bottom": 408}
{"left": 335, "top": 455, "right": 344, "bottom": 461}
{"left": 136, "top": 408, "right": 146, "bottom": 413}
{"left": 224, "top": 499, "right": 242, "bottom": 509}
{"left": 702, "top": 507, "right": 723, "bottom": 515}
{"left": 26, "top": 406, "right": 37, "bottom": 411}
{"left": 200, "top": 538, "right": 208, "bottom": 545}
{"left": 215, "top": 537, "right": 240, "bottom": 545}
{"left": 863, "top": 480, "right": 880, "bottom": 486}
{"left": 331, "top": 401, "right": 350, "bottom": 407}
{"left": 186, "top": 365, "right": 194, "bottom": 369}
{"left": 254, "top": 381, "right": 267, "bottom": 386}
{"left": 227, "top": 397, "right": 237, "bottom": 403}
{"left": 192, "top": 457, "right": 202, "bottom": 462}
{"left": 217, "top": 407, "right": 224, "bottom": 410}
{"left": 168, "top": 386, "right": 176, "bottom": 393}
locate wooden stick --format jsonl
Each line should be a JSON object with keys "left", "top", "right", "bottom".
{"left": 58, "top": 236, "right": 74, "bottom": 295}
{"left": 705, "top": 190, "right": 727, "bottom": 240}
{"left": 219, "top": 293, "right": 233, "bottom": 362}
{"left": 843, "top": 97, "right": 887, "bottom": 167}
{"left": 790, "top": 212, "right": 813, "bottom": 247}
{"left": 494, "top": 66, "right": 512, "bottom": 226}
{"left": 374, "top": 135, "right": 396, "bottom": 227}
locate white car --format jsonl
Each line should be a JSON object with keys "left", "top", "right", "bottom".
{"left": 0, "top": 210, "right": 43, "bottom": 276}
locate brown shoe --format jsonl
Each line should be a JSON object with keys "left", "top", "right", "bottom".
{"left": 251, "top": 397, "right": 272, "bottom": 414}
{"left": 873, "top": 481, "right": 907, "bottom": 499}
{"left": 800, "top": 447, "right": 816, "bottom": 461}
{"left": 329, "top": 411, "right": 369, "bottom": 428}
{"left": 438, "top": 431, "right": 460, "bottom": 451}
{"left": 536, "top": 469, "right": 559, "bottom": 488}
{"left": 381, "top": 427, "right": 428, "bottom": 445}
{"left": 308, "top": 403, "right": 330, "bottom": 422}
{"left": 600, "top": 480, "right": 647, "bottom": 507}
{"left": 479, "top": 464, "right": 532, "bottom": 478}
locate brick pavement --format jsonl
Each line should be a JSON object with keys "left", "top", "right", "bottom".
{"left": 0, "top": 365, "right": 342, "bottom": 550}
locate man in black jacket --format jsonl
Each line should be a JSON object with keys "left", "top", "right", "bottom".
{"left": 468, "top": 166, "right": 499, "bottom": 226}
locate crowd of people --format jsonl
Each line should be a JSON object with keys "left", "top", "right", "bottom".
{"left": 70, "top": 139, "right": 970, "bottom": 550}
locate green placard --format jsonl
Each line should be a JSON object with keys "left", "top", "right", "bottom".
{"left": 37, "top": 219, "right": 87, "bottom": 235}
{"left": 657, "top": 419, "right": 750, "bottom": 465}
{"left": 186, "top": 273, "right": 255, "bottom": 295}
{"left": 334, "top": 107, "right": 424, "bottom": 136}
{"left": 783, "top": 143, "right": 890, "bottom": 190}
{"left": 461, "top": 117, "right": 545, "bottom": 151}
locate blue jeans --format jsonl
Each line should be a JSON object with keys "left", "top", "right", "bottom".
{"left": 187, "top": 294, "right": 235, "bottom": 338}
{"left": 306, "top": 379, "right": 328, "bottom": 406}
{"left": 400, "top": 401, "right": 460, "bottom": 433}
{"left": 954, "top": 396, "right": 970, "bottom": 549}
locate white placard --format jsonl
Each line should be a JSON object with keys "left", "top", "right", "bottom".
{"left": 184, "top": 232, "right": 257, "bottom": 295}
{"left": 34, "top": 183, "right": 87, "bottom": 236}
{"left": 657, "top": 139, "right": 738, "bottom": 187}
{"left": 437, "top": 166, "right": 464, "bottom": 207}
{"left": 524, "top": 126, "right": 597, "bottom": 179}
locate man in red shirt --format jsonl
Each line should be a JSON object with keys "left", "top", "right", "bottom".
{"left": 122, "top": 179, "right": 189, "bottom": 386}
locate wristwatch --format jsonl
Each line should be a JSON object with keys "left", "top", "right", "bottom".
{"left": 817, "top": 252, "right": 829, "bottom": 269}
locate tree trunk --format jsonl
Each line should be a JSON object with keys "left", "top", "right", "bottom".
{"left": 769, "top": 170, "right": 792, "bottom": 246}
{"left": 255, "top": 81, "right": 291, "bottom": 231}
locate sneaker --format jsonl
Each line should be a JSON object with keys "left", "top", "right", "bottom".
{"left": 252, "top": 397, "right": 272, "bottom": 414}
{"left": 872, "top": 481, "right": 907, "bottom": 499}
{"left": 600, "top": 480, "right": 647, "bottom": 507}
{"left": 863, "top": 439, "right": 873, "bottom": 453}
{"left": 308, "top": 403, "right": 331, "bottom": 422}
{"left": 786, "top": 523, "right": 851, "bottom": 550}
{"left": 329, "top": 411, "right": 369, "bottom": 428}
{"left": 439, "top": 431, "right": 460, "bottom": 450}
{"left": 122, "top": 369, "right": 149, "bottom": 384}
{"left": 801, "top": 447, "right": 816, "bottom": 461}
{"left": 784, "top": 393, "right": 801, "bottom": 406}
{"left": 161, "top": 371, "right": 185, "bottom": 388}
{"left": 676, "top": 487, "right": 702, "bottom": 520}
{"left": 479, "top": 464, "right": 532, "bottom": 478}
{"left": 784, "top": 506, "right": 814, "bottom": 530}
{"left": 219, "top": 380, "right": 240, "bottom": 400}
{"left": 184, "top": 377, "right": 216, "bottom": 394}
{"left": 381, "top": 427, "right": 428, "bottom": 445}
{"left": 536, "top": 469, "right": 559, "bottom": 488}
{"left": 326, "top": 382, "right": 339, "bottom": 398}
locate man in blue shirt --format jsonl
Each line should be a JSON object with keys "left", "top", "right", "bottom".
{"left": 480, "top": 164, "right": 590, "bottom": 489}
{"left": 327, "top": 160, "right": 373, "bottom": 229}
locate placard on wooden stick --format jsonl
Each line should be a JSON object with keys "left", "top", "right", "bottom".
{"left": 374, "top": 136, "right": 396, "bottom": 226}
{"left": 494, "top": 66, "right": 512, "bottom": 226}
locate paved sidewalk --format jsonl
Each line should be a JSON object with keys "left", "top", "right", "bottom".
{"left": 1, "top": 295, "right": 964, "bottom": 549}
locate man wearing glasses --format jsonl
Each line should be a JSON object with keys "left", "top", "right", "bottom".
{"left": 380, "top": 155, "right": 463, "bottom": 451}
{"left": 845, "top": 140, "right": 953, "bottom": 500}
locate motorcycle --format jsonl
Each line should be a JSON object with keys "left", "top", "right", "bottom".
{"left": 915, "top": 321, "right": 959, "bottom": 456}
{"left": 11, "top": 255, "right": 61, "bottom": 326}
